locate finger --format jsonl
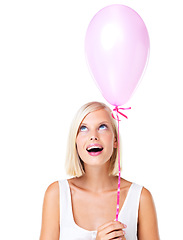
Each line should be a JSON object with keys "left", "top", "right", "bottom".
{"left": 97, "top": 221, "right": 114, "bottom": 231}
{"left": 107, "top": 229, "right": 125, "bottom": 239}
{"left": 109, "top": 221, "right": 127, "bottom": 232}
{"left": 97, "top": 220, "right": 127, "bottom": 235}
{"left": 104, "top": 221, "right": 126, "bottom": 235}
{"left": 114, "top": 220, "right": 127, "bottom": 230}
{"left": 119, "top": 235, "right": 126, "bottom": 240}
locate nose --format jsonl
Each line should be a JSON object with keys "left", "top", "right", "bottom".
{"left": 89, "top": 129, "right": 99, "bottom": 141}
{"left": 90, "top": 136, "right": 98, "bottom": 141}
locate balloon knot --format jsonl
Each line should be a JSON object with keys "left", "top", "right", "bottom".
{"left": 111, "top": 106, "right": 131, "bottom": 121}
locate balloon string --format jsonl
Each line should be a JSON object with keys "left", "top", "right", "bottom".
{"left": 112, "top": 106, "right": 131, "bottom": 221}
{"left": 116, "top": 111, "right": 120, "bottom": 221}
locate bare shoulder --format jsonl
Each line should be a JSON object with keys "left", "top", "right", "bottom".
{"left": 40, "top": 181, "right": 60, "bottom": 240}
{"left": 42, "top": 181, "right": 60, "bottom": 208}
{"left": 140, "top": 187, "right": 154, "bottom": 204}
{"left": 139, "top": 187, "right": 157, "bottom": 220}
{"left": 42, "top": 181, "right": 60, "bottom": 217}
{"left": 45, "top": 181, "right": 59, "bottom": 198}
{"left": 138, "top": 187, "right": 160, "bottom": 240}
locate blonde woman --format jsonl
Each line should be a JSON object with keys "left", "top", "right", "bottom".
{"left": 40, "top": 102, "right": 160, "bottom": 240}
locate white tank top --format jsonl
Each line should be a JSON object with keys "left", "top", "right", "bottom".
{"left": 58, "top": 179, "right": 143, "bottom": 240}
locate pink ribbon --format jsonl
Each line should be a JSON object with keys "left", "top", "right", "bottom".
{"left": 112, "top": 106, "right": 131, "bottom": 120}
{"left": 111, "top": 106, "right": 131, "bottom": 221}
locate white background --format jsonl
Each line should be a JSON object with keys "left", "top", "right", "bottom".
{"left": 0, "top": 0, "right": 182, "bottom": 239}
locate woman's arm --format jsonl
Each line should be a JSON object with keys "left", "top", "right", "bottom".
{"left": 39, "top": 182, "right": 60, "bottom": 240}
{"left": 137, "top": 187, "right": 160, "bottom": 240}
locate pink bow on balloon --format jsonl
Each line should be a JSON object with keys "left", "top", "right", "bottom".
{"left": 112, "top": 106, "right": 132, "bottom": 120}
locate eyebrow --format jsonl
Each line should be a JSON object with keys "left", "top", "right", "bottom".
{"left": 81, "top": 121, "right": 110, "bottom": 126}
{"left": 99, "top": 121, "right": 110, "bottom": 125}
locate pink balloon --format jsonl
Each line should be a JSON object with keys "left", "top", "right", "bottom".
{"left": 85, "top": 4, "right": 150, "bottom": 106}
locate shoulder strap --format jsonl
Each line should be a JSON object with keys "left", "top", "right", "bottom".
{"left": 130, "top": 183, "right": 143, "bottom": 222}
{"left": 58, "top": 179, "right": 70, "bottom": 225}
{"left": 119, "top": 183, "right": 143, "bottom": 239}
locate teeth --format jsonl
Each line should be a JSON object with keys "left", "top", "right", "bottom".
{"left": 87, "top": 146, "right": 102, "bottom": 151}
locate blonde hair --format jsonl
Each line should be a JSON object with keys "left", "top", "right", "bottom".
{"left": 65, "top": 101, "right": 121, "bottom": 177}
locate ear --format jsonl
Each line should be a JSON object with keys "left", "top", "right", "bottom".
{"left": 113, "top": 137, "right": 118, "bottom": 148}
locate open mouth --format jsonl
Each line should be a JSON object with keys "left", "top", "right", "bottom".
{"left": 86, "top": 145, "right": 103, "bottom": 154}
{"left": 87, "top": 147, "right": 103, "bottom": 153}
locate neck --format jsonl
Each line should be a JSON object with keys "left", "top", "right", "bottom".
{"left": 78, "top": 162, "right": 117, "bottom": 193}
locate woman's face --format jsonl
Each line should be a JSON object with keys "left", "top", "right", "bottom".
{"left": 76, "top": 109, "right": 117, "bottom": 167}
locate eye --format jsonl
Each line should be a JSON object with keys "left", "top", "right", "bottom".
{"left": 99, "top": 124, "right": 108, "bottom": 130}
{"left": 80, "top": 125, "right": 88, "bottom": 132}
